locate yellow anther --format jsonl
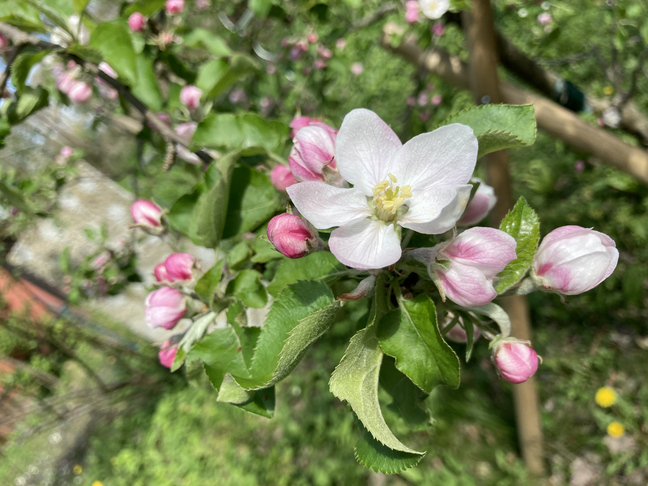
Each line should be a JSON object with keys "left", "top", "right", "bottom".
{"left": 373, "top": 180, "right": 389, "bottom": 196}
{"left": 388, "top": 173, "right": 398, "bottom": 183}
{"left": 371, "top": 177, "right": 412, "bottom": 221}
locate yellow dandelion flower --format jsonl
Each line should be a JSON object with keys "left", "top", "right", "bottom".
{"left": 595, "top": 386, "right": 617, "bottom": 407}
{"left": 603, "top": 86, "right": 613, "bottom": 96}
{"left": 92, "top": 482, "right": 104, "bottom": 486}
{"left": 73, "top": 465, "right": 82, "bottom": 475}
{"left": 607, "top": 421, "right": 625, "bottom": 438}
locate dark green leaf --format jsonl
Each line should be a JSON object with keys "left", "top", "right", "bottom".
{"left": 67, "top": 45, "right": 103, "bottom": 64}
{"left": 188, "top": 326, "right": 250, "bottom": 384}
{"left": 167, "top": 190, "right": 199, "bottom": 235}
{"left": 194, "top": 259, "right": 225, "bottom": 304}
{"left": 183, "top": 29, "right": 232, "bottom": 57}
{"left": 378, "top": 294, "right": 460, "bottom": 393}
{"left": 354, "top": 423, "right": 424, "bottom": 474}
{"left": 89, "top": 21, "right": 138, "bottom": 85}
{"left": 442, "top": 104, "right": 537, "bottom": 158}
{"left": 494, "top": 197, "right": 540, "bottom": 293}
{"left": 131, "top": 54, "right": 163, "bottom": 111}
{"left": 7, "top": 87, "right": 49, "bottom": 125}
{"left": 123, "top": 0, "right": 166, "bottom": 16}
{"left": 11, "top": 50, "right": 50, "bottom": 91}
{"left": 267, "top": 252, "right": 345, "bottom": 297}
{"left": 380, "top": 356, "right": 431, "bottom": 431}
{"left": 227, "top": 301, "right": 260, "bottom": 370}
{"left": 228, "top": 269, "right": 268, "bottom": 309}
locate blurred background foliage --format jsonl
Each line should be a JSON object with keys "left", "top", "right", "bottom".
{"left": 1, "top": 0, "right": 648, "bottom": 484}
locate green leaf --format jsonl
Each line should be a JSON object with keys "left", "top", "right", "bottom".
{"left": 342, "top": 0, "right": 362, "bottom": 7}
{"left": 249, "top": 0, "right": 273, "bottom": 18}
{"left": 267, "top": 252, "right": 345, "bottom": 297}
{"left": 354, "top": 423, "right": 424, "bottom": 474}
{"left": 167, "top": 190, "right": 199, "bottom": 234}
{"left": 0, "top": 2, "right": 44, "bottom": 33}
{"left": 7, "top": 87, "right": 49, "bottom": 125}
{"left": 73, "top": 0, "right": 90, "bottom": 13}
{"left": 194, "top": 259, "right": 225, "bottom": 305}
{"left": 194, "top": 55, "right": 259, "bottom": 98}
{"left": 221, "top": 166, "right": 278, "bottom": 239}
{"left": 183, "top": 29, "right": 232, "bottom": 57}
{"left": 0, "top": 119, "right": 10, "bottom": 149}
{"left": 11, "top": 50, "right": 50, "bottom": 91}
{"left": 25, "top": 0, "right": 71, "bottom": 34}
{"left": 192, "top": 113, "right": 286, "bottom": 154}
{"left": 380, "top": 356, "right": 431, "bottom": 431}
{"left": 171, "top": 312, "right": 217, "bottom": 371}
{"left": 124, "top": 0, "right": 166, "bottom": 16}
{"left": 131, "top": 54, "right": 163, "bottom": 111}
{"left": 227, "top": 241, "right": 252, "bottom": 270}
{"left": 187, "top": 326, "right": 249, "bottom": 386}
{"left": 494, "top": 197, "right": 540, "bottom": 293}
{"left": 228, "top": 269, "right": 268, "bottom": 309}
{"left": 330, "top": 324, "right": 424, "bottom": 455}
{"left": 67, "top": 45, "right": 103, "bottom": 64}
{"left": 190, "top": 152, "right": 239, "bottom": 248}
{"left": 251, "top": 235, "right": 284, "bottom": 263}
{"left": 442, "top": 104, "right": 537, "bottom": 158}
{"left": 89, "top": 21, "right": 138, "bottom": 85}
{"left": 227, "top": 301, "right": 260, "bottom": 370}
{"left": 0, "top": 180, "right": 36, "bottom": 215}
{"left": 217, "top": 377, "right": 275, "bottom": 418}
{"left": 378, "top": 294, "right": 460, "bottom": 394}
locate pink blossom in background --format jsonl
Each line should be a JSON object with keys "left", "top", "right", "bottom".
{"left": 458, "top": 178, "right": 497, "bottom": 226}
{"left": 407, "top": 97, "right": 416, "bottom": 106}
{"left": 434, "top": 227, "right": 517, "bottom": 306}
{"left": 229, "top": 88, "right": 247, "bottom": 104}
{"left": 93, "top": 251, "right": 111, "bottom": 271}
{"left": 432, "top": 21, "right": 445, "bottom": 36}
{"left": 266, "top": 64, "right": 277, "bottom": 75}
{"left": 154, "top": 263, "right": 173, "bottom": 283}
{"left": 307, "top": 33, "right": 318, "bottom": 43}
{"left": 128, "top": 12, "right": 146, "bottom": 32}
{"left": 97, "top": 62, "right": 118, "bottom": 100}
{"left": 431, "top": 94, "right": 443, "bottom": 106}
{"left": 195, "top": 0, "right": 209, "bottom": 9}
{"left": 68, "top": 81, "right": 92, "bottom": 103}
{"left": 574, "top": 160, "right": 585, "bottom": 173}
{"left": 164, "top": 253, "right": 195, "bottom": 281}
{"left": 419, "top": 112, "right": 430, "bottom": 122}
{"left": 145, "top": 287, "right": 186, "bottom": 330}
{"left": 443, "top": 317, "right": 481, "bottom": 344}
{"left": 60, "top": 146, "right": 74, "bottom": 158}
{"left": 493, "top": 339, "right": 539, "bottom": 383}
{"left": 537, "top": 12, "right": 552, "bottom": 25}
{"left": 131, "top": 200, "right": 163, "bottom": 229}
{"left": 165, "top": 0, "right": 185, "bottom": 15}
{"left": 270, "top": 165, "right": 298, "bottom": 192}
{"left": 289, "top": 122, "right": 337, "bottom": 182}
{"left": 317, "top": 46, "right": 333, "bottom": 59}
{"left": 281, "top": 38, "right": 291, "bottom": 48}
{"left": 0, "top": 33, "right": 9, "bottom": 50}
{"left": 180, "top": 85, "right": 203, "bottom": 110}
{"left": 336, "top": 38, "right": 346, "bottom": 49}
{"left": 405, "top": 1, "right": 420, "bottom": 23}
{"left": 314, "top": 59, "right": 327, "bottom": 70}
{"left": 417, "top": 93, "right": 429, "bottom": 106}
{"left": 350, "top": 63, "right": 364, "bottom": 75}
{"left": 267, "top": 214, "right": 317, "bottom": 259}
{"left": 260, "top": 97, "right": 272, "bottom": 110}
{"left": 158, "top": 340, "right": 178, "bottom": 368}
{"left": 160, "top": 32, "right": 174, "bottom": 46}
{"left": 532, "top": 226, "right": 618, "bottom": 295}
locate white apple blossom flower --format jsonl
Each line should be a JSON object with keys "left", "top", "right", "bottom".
{"left": 286, "top": 109, "right": 478, "bottom": 270}
{"left": 419, "top": 0, "right": 449, "bottom": 20}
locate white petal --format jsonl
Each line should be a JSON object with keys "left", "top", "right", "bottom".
{"left": 287, "top": 182, "right": 370, "bottom": 229}
{"left": 392, "top": 124, "right": 477, "bottom": 192}
{"left": 399, "top": 185, "right": 472, "bottom": 234}
{"left": 335, "top": 109, "right": 402, "bottom": 195}
{"left": 329, "top": 219, "right": 401, "bottom": 270}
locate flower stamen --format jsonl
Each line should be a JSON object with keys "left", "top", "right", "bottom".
{"left": 372, "top": 174, "right": 412, "bottom": 221}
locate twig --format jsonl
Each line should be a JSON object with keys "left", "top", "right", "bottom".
{"left": 0, "top": 44, "right": 23, "bottom": 93}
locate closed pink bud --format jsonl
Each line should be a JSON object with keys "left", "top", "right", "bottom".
{"left": 131, "top": 199, "right": 163, "bottom": 229}
{"left": 270, "top": 165, "right": 297, "bottom": 192}
{"left": 60, "top": 146, "right": 74, "bottom": 159}
{"left": 351, "top": 62, "right": 364, "bottom": 75}
{"left": 307, "top": 33, "right": 318, "bottom": 43}
{"left": 317, "top": 46, "right": 333, "bottom": 59}
{"left": 93, "top": 251, "right": 111, "bottom": 271}
{"left": 314, "top": 58, "right": 327, "bottom": 70}
{"left": 0, "top": 33, "right": 9, "bottom": 50}
{"left": 290, "top": 115, "right": 317, "bottom": 137}
{"left": 158, "top": 340, "right": 178, "bottom": 368}
{"left": 267, "top": 214, "right": 317, "bottom": 259}
{"left": 68, "top": 81, "right": 92, "bottom": 103}
{"left": 405, "top": 1, "right": 420, "bottom": 23}
{"left": 458, "top": 179, "right": 497, "bottom": 226}
{"left": 289, "top": 123, "right": 337, "bottom": 182}
{"left": 493, "top": 339, "right": 539, "bottom": 384}
{"left": 537, "top": 12, "right": 552, "bottom": 25}
{"left": 154, "top": 263, "right": 173, "bottom": 283}
{"left": 532, "top": 226, "right": 618, "bottom": 295}
{"left": 434, "top": 227, "right": 517, "bottom": 307}
{"left": 432, "top": 21, "right": 445, "bottom": 36}
{"left": 431, "top": 94, "right": 443, "bottom": 106}
{"left": 128, "top": 12, "right": 146, "bottom": 32}
{"left": 165, "top": 0, "right": 185, "bottom": 14}
{"left": 180, "top": 85, "right": 203, "bottom": 110}
{"left": 164, "top": 253, "right": 195, "bottom": 281}
{"left": 145, "top": 287, "right": 186, "bottom": 329}
{"left": 98, "top": 62, "right": 117, "bottom": 79}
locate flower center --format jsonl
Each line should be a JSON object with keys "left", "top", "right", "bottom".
{"left": 371, "top": 173, "right": 412, "bottom": 222}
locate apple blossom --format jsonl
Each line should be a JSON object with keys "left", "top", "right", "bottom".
{"left": 289, "top": 122, "right": 338, "bottom": 183}
{"left": 164, "top": 253, "right": 195, "bottom": 281}
{"left": 432, "top": 21, "right": 445, "bottom": 36}
{"left": 180, "top": 85, "right": 203, "bottom": 110}
{"left": 537, "top": 13, "right": 552, "bottom": 25}
{"left": 531, "top": 226, "right": 618, "bottom": 295}
{"left": 493, "top": 338, "right": 539, "bottom": 384}
{"left": 405, "top": 1, "right": 420, "bottom": 23}
{"left": 290, "top": 116, "right": 318, "bottom": 137}
{"left": 60, "top": 146, "right": 74, "bottom": 159}
{"left": 128, "top": 12, "right": 146, "bottom": 32}
{"left": 419, "top": 0, "right": 449, "bottom": 20}
{"left": 175, "top": 122, "right": 202, "bottom": 164}
{"left": 307, "top": 33, "right": 318, "bottom": 43}
{"left": 145, "top": 287, "right": 186, "bottom": 329}
{"left": 68, "top": 81, "right": 92, "bottom": 103}
{"left": 317, "top": 46, "right": 333, "bottom": 59}
{"left": 351, "top": 63, "right": 364, "bottom": 75}
{"left": 130, "top": 199, "right": 163, "bottom": 230}
{"left": 287, "top": 109, "right": 479, "bottom": 270}
{"left": 336, "top": 38, "right": 346, "bottom": 49}
{"left": 431, "top": 94, "right": 443, "bottom": 106}
{"left": 154, "top": 263, "right": 173, "bottom": 283}
{"left": 166, "top": 0, "right": 185, "bottom": 15}
{"left": 458, "top": 178, "right": 497, "bottom": 226}
{"left": 158, "top": 340, "right": 178, "bottom": 368}
{"left": 314, "top": 59, "right": 327, "bottom": 70}
{"left": 267, "top": 214, "right": 320, "bottom": 259}
{"left": 270, "top": 165, "right": 298, "bottom": 192}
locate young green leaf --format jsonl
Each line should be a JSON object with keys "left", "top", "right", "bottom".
{"left": 494, "top": 197, "right": 540, "bottom": 293}
{"left": 183, "top": 29, "right": 232, "bottom": 57}
{"left": 171, "top": 311, "right": 217, "bottom": 372}
{"left": 123, "top": 0, "right": 166, "bottom": 16}
{"left": 380, "top": 356, "right": 431, "bottom": 431}
{"left": 72, "top": 0, "right": 90, "bottom": 13}
{"left": 11, "top": 50, "right": 50, "bottom": 91}
{"left": 187, "top": 326, "right": 251, "bottom": 386}
{"left": 7, "top": 87, "right": 49, "bottom": 124}
{"left": 267, "top": 252, "right": 345, "bottom": 297}
{"left": 378, "top": 294, "right": 460, "bottom": 394}
{"left": 217, "top": 376, "right": 275, "bottom": 418}
{"left": 354, "top": 423, "right": 424, "bottom": 474}
{"left": 192, "top": 113, "right": 286, "bottom": 154}
{"left": 442, "top": 104, "right": 537, "bottom": 158}
{"left": 227, "top": 269, "right": 268, "bottom": 309}
{"left": 194, "top": 259, "right": 225, "bottom": 305}
{"left": 131, "top": 54, "right": 163, "bottom": 111}
{"left": 89, "top": 21, "right": 138, "bottom": 85}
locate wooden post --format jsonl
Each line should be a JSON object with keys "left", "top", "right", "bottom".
{"left": 463, "top": 1, "right": 546, "bottom": 476}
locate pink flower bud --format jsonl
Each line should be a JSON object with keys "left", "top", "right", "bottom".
{"left": 431, "top": 94, "right": 443, "bottom": 106}
{"left": 98, "top": 62, "right": 117, "bottom": 79}
{"left": 270, "top": 165, "right": 298, "bottom": 192}
{"left": 290, "top": 115, "right": 317, "bottom": 137}
{"left": 432, "top": 21, "right": 445, "bottom": 36}
{"left": 131, "top": 199, "right": 163, "bottom": 229}
{"left": 165, "top": 0, "right": 185, "bottom": 15}
{"left": 164, "top": 253, "right": 195, "bottom": 281}
{"left": 289, "top": 45, "right": 305, "bottom": 61}
{"left": 93, "top": 251, "right": 111, "bottom": 271}
{"left": 266, "top": 64, "right": 277, "bottom": 75}
{"left": 267, "top": 214, "right": 317, "bottom": 259}
{"left": 180, "top": 85, "right": 203, "bottom": 110}
{"left": 537, "top": 12, "right": 552, "bottom": 25}
{"left": 350, "top": 62, "right": 364, "bottom": 76}
{"left": 336, "top": 38, "right": 346, "bottom": 49}
{"left": 532, "top": 226, "right": 618, "bottom": 295}
{"left": 307, "top": 33, "right": 318, "bottom": 43}
{"left": 128, "top": 12, "right": 146, "bottom": 32}
{"left": 154, "top": 263, "right": 173, "bottom": 283}
{"left": 145, "top": 287, "right": 186, "bottom": 329}
{"left": 314, "top": 58, "right": 327, "bottom": 70}
{"left": 0, "top": 33, "right": 9, "bottom": 50}
{"left": 195, "top": 0, "right": 209, "bottom": 9}
{"left": 433, "top": 227, "right": 517, "bottom": 307}
{"left": 158, "top": 340, "right": 178, "bottom": 368}
{"left": 405, "top": 1, "right": 420, "bottom": 23}
{"left": 60, "top": 146, "right": 74, "bottom": 159}
{"left": 417, "top": 93, "right": 429, "bottom": 106}
{"left": 317, "top": 46, "right": 333, "bottom": 59}
{"left": 574, "top": 160, "right": 585, "bottom": 173}
{"left": 458, "top": 179, "right": 497, "bottom": 226}
{"left": 406, "top": 96, "right": 415, "bottom": 106}
{"left": 175, "top": 122, "right": 202, "bottom": 165}
{"left": 289, "top": 123, "right": 337, "bottom": 182}
{"left": 493, "top": 339, "right": 539, "bottom": 384}
{"left": 68, "top": 81, "right": 92, "bottom": 103}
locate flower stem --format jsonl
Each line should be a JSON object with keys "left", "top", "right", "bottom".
{"left": 401, "top": 229, "right": 414, "bottom": 249}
